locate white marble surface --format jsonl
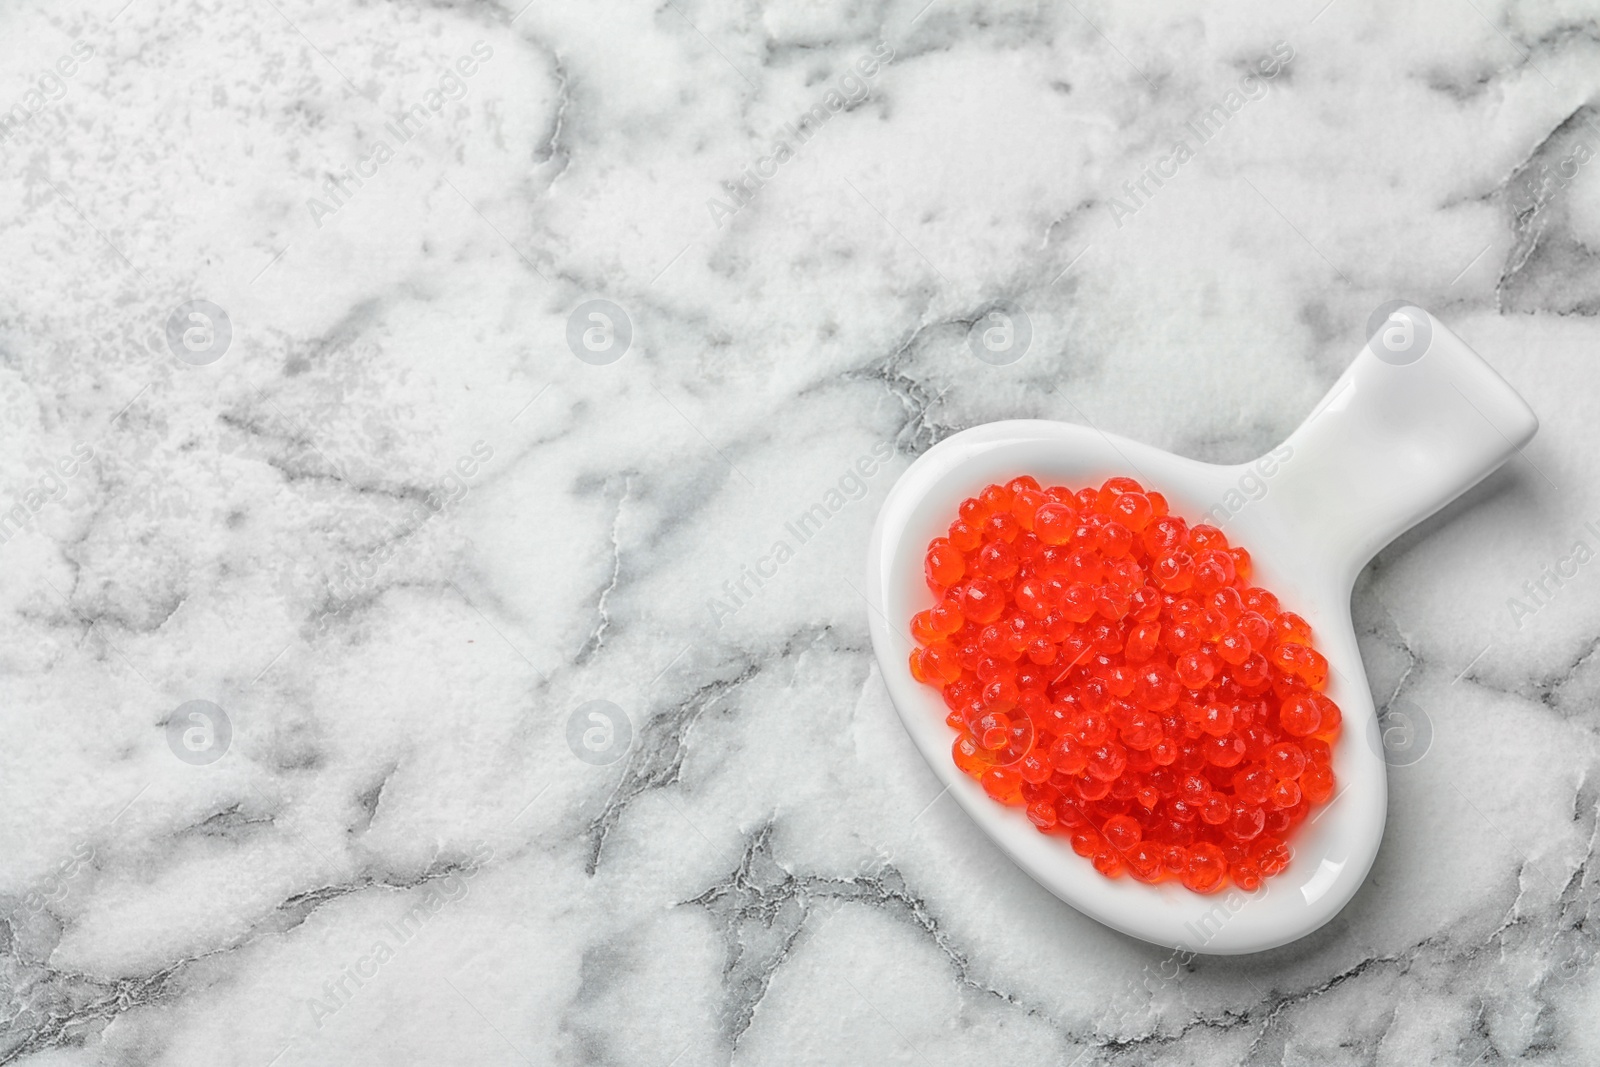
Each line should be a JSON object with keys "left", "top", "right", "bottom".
{"left": 1, "top": 0, "right": 1598, "bottom": 1063}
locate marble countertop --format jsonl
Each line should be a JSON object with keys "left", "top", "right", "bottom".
{"left": 2, "top": 0, "right": 1599, "bottom": 1063}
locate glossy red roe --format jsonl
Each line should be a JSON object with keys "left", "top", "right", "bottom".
{"left": 910, "top": 476, "right": 1342, "bottom": 895}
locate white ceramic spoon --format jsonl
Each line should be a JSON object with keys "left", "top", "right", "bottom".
{"left": 864, "top": 307, "right": 1537, "bottom": 954}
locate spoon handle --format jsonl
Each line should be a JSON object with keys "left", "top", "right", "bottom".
{"left": 1264, "top": 307, "right": 1538, "bottom": 582}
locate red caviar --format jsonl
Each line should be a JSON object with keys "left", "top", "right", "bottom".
{"left": 908, "top": 475, "right": 1341, "bottom": 894}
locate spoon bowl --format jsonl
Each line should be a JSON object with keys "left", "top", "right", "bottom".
{"left": 864, "top": 307, "right": 1537, "bottom": 953}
